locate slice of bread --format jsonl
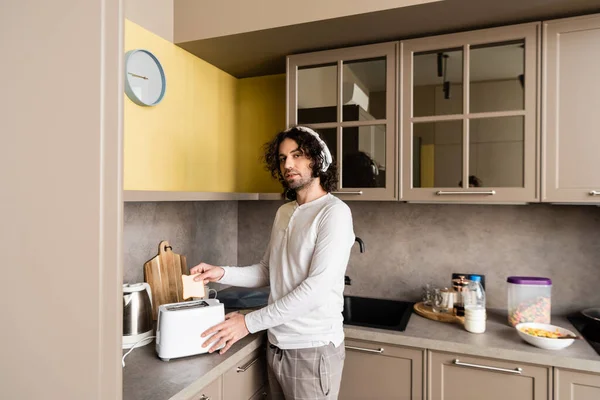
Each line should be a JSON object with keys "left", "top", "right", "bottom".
{"left": 181, "top": 274, "right": 206, "bottom": 300}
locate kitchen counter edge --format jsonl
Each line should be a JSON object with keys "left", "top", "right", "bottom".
{"left": 170, "top": 333, "right": 266, "bottom": 400}
{"left": 344, "top": 312, "right": 600, "bottom": 374}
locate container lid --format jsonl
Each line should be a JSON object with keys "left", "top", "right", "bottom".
{"left": 470, "top": 276, "right": 482, "bottom": 282}
{"left": 506, "top": 276, "right": 552, "bottom": 285}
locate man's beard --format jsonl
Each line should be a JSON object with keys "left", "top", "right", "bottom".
{"left": 286, "top": 174, "right": 314, "bottom": 191}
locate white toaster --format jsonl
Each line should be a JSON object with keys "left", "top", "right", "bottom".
{"left": 156, "top": 299, "right": 225, "bottom": 361}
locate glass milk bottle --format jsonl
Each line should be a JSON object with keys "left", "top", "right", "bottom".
{"left": 464, "top": 276, "right": 486, "bottom": 333}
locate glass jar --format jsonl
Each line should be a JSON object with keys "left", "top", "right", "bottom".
{"left": 452, "top": 275, "right": 470, "bottom": 317}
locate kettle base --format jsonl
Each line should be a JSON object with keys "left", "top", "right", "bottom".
{"left": 122, "top": 329, "right": 154, "bottom": 349}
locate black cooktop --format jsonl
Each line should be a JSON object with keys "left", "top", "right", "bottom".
{"left": 566, "top": 312, "right": 600, "bottom": 356}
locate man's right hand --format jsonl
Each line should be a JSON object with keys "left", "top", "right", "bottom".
{"left": 190, "top": 263, "right": 225, "bottom": 284}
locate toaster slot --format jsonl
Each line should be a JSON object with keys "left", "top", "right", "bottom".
{"left": 165, "top": 300, "right": 209, "bottom": 311}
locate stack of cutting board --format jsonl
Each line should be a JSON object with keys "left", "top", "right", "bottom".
{"left": 144, "top": 240, "right": 188, "bottom": 320}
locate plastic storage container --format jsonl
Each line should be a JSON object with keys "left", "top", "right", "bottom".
{"left": 507, "top": 276, "right": 552, "bottom": 327}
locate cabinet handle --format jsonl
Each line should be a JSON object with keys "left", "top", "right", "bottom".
{"left": 436, "top": 190, "right": 496, "bottom": 196}
{"left": 452, "top": 359, "right": 523, "bottom": 375}
{"left": 198, "top": 395, "right": 210, "bottom": 400}
{"left": 237, "top": 356, "right": 259, "bottom": 373}
{"left": 589, "top": 191, "right": 600, "bottom": 196}
{"left": 345, "top": 345, "right": 384, "bottom": 354}
{"left": 332, "top": 191, "right": 364, "bottom": 195}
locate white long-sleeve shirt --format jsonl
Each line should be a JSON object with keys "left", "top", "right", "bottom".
{"left": 219, "top": 193, "right": 355, "bottom": 349}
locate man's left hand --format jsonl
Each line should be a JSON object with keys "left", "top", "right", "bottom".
{"left": 202, "top": 312, "right": 250, "bottom": 354}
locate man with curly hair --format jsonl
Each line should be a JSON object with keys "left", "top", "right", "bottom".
{"left": 191, "top": 126, "right": 355, "bottom": 400}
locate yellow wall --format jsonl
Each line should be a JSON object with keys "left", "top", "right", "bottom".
{"left": 236, "top": 75, "right": 286, "bottom": 193}
{"left": 125, "top": 20, "right": 286, "bottom": 193}
{"left": 421, "top": 144, "right": 435, "bottom": 188}
{"left": 125, "top": 20, "right": 238, "bottom": 191}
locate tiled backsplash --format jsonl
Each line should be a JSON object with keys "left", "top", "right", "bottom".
{"left": 238, "top": 201, "right": 600, "bottom": 314}
{"left": 124, "top": 200, "right": 600, "bottom": 314}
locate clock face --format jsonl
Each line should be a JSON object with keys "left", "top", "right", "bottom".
{"left": 125, "top": 50, "right": 166, "bottom": 106}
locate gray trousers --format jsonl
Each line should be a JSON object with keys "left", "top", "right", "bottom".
{"left": 266, "top": 341, "right": 345, "bottom": 400}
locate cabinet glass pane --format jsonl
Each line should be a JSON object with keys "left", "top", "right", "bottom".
{"left": 469, "top": 116, "right": 524, "bottom": 188}
{"left": 413, "top": 120, "right": 462, "bottom": 188}
{"left": 342, "top": 58, "right": 386, "bottom": 121}
{"left": 297, "top": 64, "right": 337, "bottom": 124}
{"left": 413, "top": 48, "right": 463, "bottom": 117}
{"left": 313, "top": 128, "right": 338, "bottom": 166}
{"left": 470, "top": 41, "right": 525, "bottom": 113}
{"left": 342, "top": 125, "right": 386, "bottom": 188}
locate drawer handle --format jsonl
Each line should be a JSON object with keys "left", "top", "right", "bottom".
{"left": 345, "top": 345, "right": 384, "bottom": 354}
{"left": 436, "top": 190, "right": 496, "bottom": 196}
{"left": 453, "top": 359, "right": 523, "bottom": 375}
{"left": 237, "top": 356, "right": 260, "bottom": 373}
{"left": 332, "top": 191, "right": 364, "bottom": 195}
{"left": 589, "top": 191, "right": 600, "bottom": 196}
{"left": 198, "top": 395, "right": 210, "bottom": 400}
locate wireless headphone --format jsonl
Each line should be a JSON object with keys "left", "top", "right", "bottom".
{"left": 285, "top": 126, "right": 333, "bottom": 172}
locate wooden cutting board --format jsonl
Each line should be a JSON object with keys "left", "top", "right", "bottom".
{"left": 144, "top": 240, "right": 188, "bottom": 320}
{"left": 413, "top": 302, "right": 464, "bottom": 325}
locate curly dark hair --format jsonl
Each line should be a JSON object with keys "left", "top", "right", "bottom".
{"left": 263, "top": 127, "right": 338, "bottom": 200}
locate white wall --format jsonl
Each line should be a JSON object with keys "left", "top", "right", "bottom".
{"left": 297, "top": 65, "right": 369, "bottom": 109}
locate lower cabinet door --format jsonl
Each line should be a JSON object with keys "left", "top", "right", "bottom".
{"left": 339, "top": 339, "right": 424, "bottom": 400}
{"left": 196, "top": 376, "right": 222, "bottom": 400}
{"left": 555, "top": 368, "right": 600, "bottom": 400}
{"left": 248, "top": 385, "right": 268, "bottom": 400}
{"left": 428, "top": 351, "right": 550, "bottom": 400}
{"left": 223, "top": 349, "right": 267, "bottom": 400}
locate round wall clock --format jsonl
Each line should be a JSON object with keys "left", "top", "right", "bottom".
{"left": 124, "top": 49, "right": 166, "bottom": 106}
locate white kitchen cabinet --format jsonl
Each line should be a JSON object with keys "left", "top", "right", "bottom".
{"left": 428, "top": 350, "right": 550, "bottom": 400}
{"left": 287, "top": 42, "right": 398, "bottom": 201}
{"left": 554, "top": 368, "right": 600, "bottom": 400}
{"left": 401, "top": 23, "right": 540, "bottom": 203}
{"left": 542, "top": 13, "right": 600, "bottom": 203}
{"left": 339, "top": 338, "right": 424, "bottom": 399}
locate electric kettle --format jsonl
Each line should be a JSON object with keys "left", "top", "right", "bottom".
{"left": 122, "top": 283, "right": 154, "bottom": 349}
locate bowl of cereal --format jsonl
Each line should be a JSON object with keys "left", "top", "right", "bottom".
{"left": 515, "top": 322, "right": 576, "bottom": 350}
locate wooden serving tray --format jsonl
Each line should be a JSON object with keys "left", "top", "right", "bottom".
{"left": 413, "top": 302, "right": 464, "bottom": 325}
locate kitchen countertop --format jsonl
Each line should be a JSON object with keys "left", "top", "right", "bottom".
{"left": 123, "top": 310, "right": 600, "bottom": 400}
{"left": 122, "top": 332, "right": 265, "bottom": 400}
{"left": 345, "top": 309, "right": 600, "bottom": 373}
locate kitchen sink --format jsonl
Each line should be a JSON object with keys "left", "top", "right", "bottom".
{"left": 342, "top": 295, "right": 414, "bottom": 332}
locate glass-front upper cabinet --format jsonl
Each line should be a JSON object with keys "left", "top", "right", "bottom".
{"left": 401, "top": 23, "right": 540, "bottom": 203}
{"left": 287, "top": 42, "right": 397, "bottom": 200}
